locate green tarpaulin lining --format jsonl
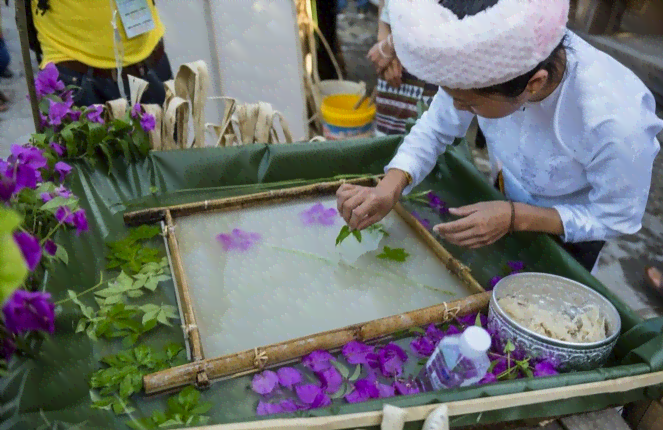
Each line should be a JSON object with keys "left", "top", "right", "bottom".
{"left": 6, "top": 136, "right": 663, "bottom": 430}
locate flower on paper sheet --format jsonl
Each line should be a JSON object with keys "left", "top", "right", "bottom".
{"left": 372, "top": 342, "right": 408, "bottom": 378}
{"left": 251, "top": 370, "right": 279, "bottom": 395}
{"left": 302, "top": 350, "right": 335, "bottom": 372}
{"left": 411, "top": 211, "right": 431, "bottom": 229}
{"left": 445, "top": 325, "right": 461, "bottom": 337}
{"left": 35, "top": 63, "right": 65, "bottom": 98}
{"left": 479, "top": 373, "right": 497, "bottom": 385}
{"left": 276, "top": 367, "right": 303, "bottom": 389}
{"left": 256, "top": 400, "right": 283, "bottom": 416}
{"left": 295, "top": 384, "right": 331, "bottom": 409}
{"left": 13, "top": 232, "right": 42, "bottom": 271}
{"left": 410, "top": 335, "right": 435, "bottom": 357}
{"left": 425, "top": 324, "right": 445, "bottom": 343}
{"left": 2, "top": 290, "right": 55, "bottom": 335}
{"left": 299, "top": 203, "right": 337, "bottom": 226}
{"left": 393, "top": 378, "right": 420, "bottom": 395}
{"left": 216, "top": 229, "right": 262, "bottom": 252}
{"left": 341, "top": 341, "right": 374, "bottom": 365}
{"left": 345, "top": 378, "right": 379, "bottom": 403}
{"left": 533, "top": 360, "right": 558, "bottom": 377}
{"left": 316, "top": 366, "right": 343, "bottom": 394}
{"left": 86, "top": 105, "right": 105, "bottom": 124}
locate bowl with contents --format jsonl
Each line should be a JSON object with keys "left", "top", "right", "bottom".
{"left": 487, "top": 272, "right": 621, "bottom": 372}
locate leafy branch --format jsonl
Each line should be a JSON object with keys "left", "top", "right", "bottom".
{"left": 126, "top": 386, "right": 212, "bottom": 429}
{"left": 335, "top": 223, "right": 388, "bottom": 246}
{"left": 377, "top": 246, "right": 410, "bottom": 262}
{"left": 106, "top": 226, "right": 164, "bottom": 275}
{"left": 89, "top": 343, "right": 185, "bottom": 416}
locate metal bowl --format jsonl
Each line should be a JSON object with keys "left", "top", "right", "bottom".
{"left": 487, "top": 272, "right": 621, "bottom": 371}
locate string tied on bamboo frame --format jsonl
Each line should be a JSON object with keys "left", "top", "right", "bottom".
{"left": 253, "top": 348, "right": 268, "bottom": 370}
{"left": 442, "top": 301, "right": 461, "bottom": 321}
{"left": 182, "top": 324, "right": 198, "bottom": 335}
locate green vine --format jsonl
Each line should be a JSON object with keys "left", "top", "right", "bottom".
{"left": 106, "top": 226, "right": 164, "bottom": 275}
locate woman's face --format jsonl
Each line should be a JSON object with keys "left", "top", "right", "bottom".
{"left": 443, "top": 69, "right": 551, "bottom": 119}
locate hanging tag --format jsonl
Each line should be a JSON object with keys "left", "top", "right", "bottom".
{"left": 115, "top": 0, "right": 156, "bottom": 39}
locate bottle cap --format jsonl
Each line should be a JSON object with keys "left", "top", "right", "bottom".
{"left": 459, "top": 326, "right": 491, "bottom": 358}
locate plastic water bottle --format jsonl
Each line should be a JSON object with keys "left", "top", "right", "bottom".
{"left": 417, "top": 326, "right": 491, "bottom": 391}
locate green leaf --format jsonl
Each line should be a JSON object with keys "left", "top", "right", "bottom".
{"left": 329, "top": 382, "right": 348, "bottom": 399}
{"left": 335, "top": 225, "right": 351, "bottom": 246}
{"left": 409, "top": 327, "right": 426, "bottom": 335}
{"left": 127, "top": 290, "right": 144, "bottom": 298}
{"left": 75, "top": 319, "right": 87, "bottom": 333}
{"left": 149, "top": 186, "right": 159, "bottom": 194}
{"left": 331, "top": 361, "right": 350, "bottom": 379}
{"left": 475, "top": 313, "right": 483, "bottom": 327}
{"left": 190, "top": 402, "right": 212, "bottom": 415}
{"left": 348, "top": 365, "right": 362, "bottom": 382}
{"left": 504, "top": 340, "right": 516, "bottom": 354}
{"left": 376, "top": 246, "right": 410, "bottom": 262}
{"left": 366, "top": 223, "right": 390, "bottom": 236}
{"left": 54, "top": 244, "right": 69, "bottom": 265}
{"left": 129, "top": 225, "right": 162, "bottom": 241}
{"left": 120, "top": 374, "right": 134, "bottom": 398}
{"left": 351, "top": 229, "right": 362, "bottom": 243}
{"left": 0, "top": 208, "right": 28, "bottom": 303}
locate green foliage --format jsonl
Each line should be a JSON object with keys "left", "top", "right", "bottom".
{"left": 89, "top": 343, "right": 185, "bottom": 416}
{"left": 401, "top": 189, "right": 432, "bottom": 205}
{"left": 125, "top": 386, "right": 212, "bottom": 429}
{"left": 106, "top": 226, "right": 164, "bottom": 275}
{"left": 0, "top": 207, "right": 28, "bottom": 303}
{"left": 377, "top": 246, "right": 410, "bottom": 262}
{"left": 335, "top": 223, "right": 389, "bottom": 246}
{"left": 366, "top": 223, "right": 389, "bottom": 236}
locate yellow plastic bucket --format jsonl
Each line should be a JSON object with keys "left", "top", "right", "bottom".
{"left": 320, "top": 94, "right": 376, "bottom": 141}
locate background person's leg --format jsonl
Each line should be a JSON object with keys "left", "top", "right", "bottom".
{"left": 0, "top": 39, "right": 11, "bottom": 78}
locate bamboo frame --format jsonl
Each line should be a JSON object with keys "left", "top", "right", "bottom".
{"left": 131, "top": 177, "right": 487, "bottom": 394}
{"left": 187, "top": 370, "right": 663, "bottom": 430}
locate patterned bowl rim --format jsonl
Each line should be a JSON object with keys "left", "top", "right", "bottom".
{"left": 490, "top": 272, "right": 621, "bottom": 350}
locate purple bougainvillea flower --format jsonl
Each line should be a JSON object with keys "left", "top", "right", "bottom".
{"left": 44, "top": 240, "right": 58, "bottom": 256}
{"left": 50, "top": 142, "right": 65, "bottom": 157}
{"left": 316, "top": 366, "right": 343, "bottom": 394}
{"left": 425, "top": 324, "right": 445, "bottom": 343}
{"left": 39, "top": 113, "right": 49, "bottom": 129}
{"left": 377, "top": 382, "right": 395, "bottom": 399}
{"left": 342, "top": 341, "right": 374, "bottom": 365}
{"left": 375, "top": 343, "right": 408, "bottom": 378}
{"left": 72, "top": 209, "right": 89, "bottom": 235}
{"left": 251, "top": 370, "right": 279, "bottom": 395}
{"left": 54, "top": 161, "right": 72, "bottom": 182}
{"left": 533, "top": 361, "right": 558, "bottom": 377}
{"left": 411, "top": 211, "right": 431, "bottom": 229}
{"left": 69, "top": 110, "right": 82, "bottom": 122}
{"left": 410, "top": 336, "right": 435, "bottom": 357}
{"left": 0, "top": 172, "right": 16, "bottom": 201}
{"left": 2, "top": 290, "right": 55, "bottom": 334}
{"left": 295, "top": 384, "right": 331, "bottom": 409}
{"left": 445, "top": 325, "right": 461, "bottom": 337}
{"left": 394, "top": 378, "right": 420, "bottom": 395}
{"left": 131, "top": 103, "right": 142, "bottom": 119}
{"left": 302, "top": 350, "right": 335, "bottom": 372}
{"left": 256, "top": 400, "right": 283, "bottom": 416}
{"left": 140, "top": 113, "right": 156, "bottom": 132}
{"left": 299, "top": 203, "right": 338, "bottom": 226}
{"left": 479, "top": 373, "right": 497, "bottom": 385}
{"left": 277, "top": 399, "right": 300, "bottom": 413}
{"left": 426, "top": 192, "right": 449, "bottom": 215}
{"left": 491, "top": 357, "right": 507, "bottom": 377}
{"left": 48, "top": 99, "right": 73, "bottom": 126}
{"left": 10, "top": 145, "right": 48, "bottom": 170}
{"left": 487, "top": 276, "right": 502, "bottom": 290}
{"left": 507, "top": 261, "right": 525, "bottom": 273}
{"left": 86, "top": 105, "right": 105, "bottom": 124}
{"left": 55, "top": 185, "right": 72, "bottom": 198}
{"left": 14, "top": 232, "right": 42, "bottom": 271}
{"left": 345, "top": 378, "right": 380, "bottom": 404}
{"left": 276, "top": 367, "right": 303, "bottom": 389}
{"left": 55, "top": 206, "right": 74, "bottom": 224}
{"left": 13, "top": 164, "right": 39, "bottom": 193}
{"left": 0, "top": 336, "right": 16, "bottom": 361}
{"left": 35, "top": 63, "right": 65, "bottom": 98}
{"left": 216, "top": 229, "right": 262, "bottom": 252}
{"left": 457, "top": 314, "right": 476, "bottom": 327}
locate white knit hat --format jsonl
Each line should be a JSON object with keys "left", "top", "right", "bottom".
{"left": 389, "top": 0, "right": 569, "bottom": 89}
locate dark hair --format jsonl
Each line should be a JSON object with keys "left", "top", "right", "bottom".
{"left": 440, "top": 0, "right": 569, "bottom": 98}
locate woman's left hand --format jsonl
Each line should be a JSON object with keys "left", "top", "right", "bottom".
{"left": 367, "top": 37, "right": 395, "bottom": 74}
{"left": 433, "top": 201, "right": 511, "bottom": 249}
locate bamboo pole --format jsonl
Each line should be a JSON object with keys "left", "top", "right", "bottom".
{"left": 123, "top": 176, "right": 378, "bottom": 226}
{"left": 164, "top": 211, "right": 206, "bottom": 366}
{"left": 393, "top": 203, "right": 485, "bottom": 294}
{"left": 187, "top": 370, "right": 663, "bottom": 430}
{"left": 143, "top": 292, "right": 491, "bottom": 394}
{"left": 14, "top": 0, "right": 41, "bottom": 133}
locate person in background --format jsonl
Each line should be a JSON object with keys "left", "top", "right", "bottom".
{"left": 28, "top": 0, "right": 172, "bottom": 106}
{"left": 317, "top": 0, "right": 346, "bottom": 81}
{"left": 0, "top": 4, "right": 11, "bottom": 112}
{"left": 367, "top": 0, "right": 438, "bottom": 136}
{"left": 644, "top": 266, "right": 663, "bottom": 298}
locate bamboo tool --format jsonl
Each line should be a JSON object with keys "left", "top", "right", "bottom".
{"left": 185, "top": 370, "right": 663, "bottom": 430}
{"left": 142, "top": 292, "right": 491, "bottom": 394}
{"left": 353, "top": 86, "right": 378, "bottom": 110}
{"left": 134, "top": 176, "right": 486, "bottom": 393}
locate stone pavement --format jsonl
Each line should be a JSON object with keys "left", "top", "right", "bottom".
{"left": 1, "top": 2, "right": 662, "bottom": 317}
{"left": 0, "top": 4, "right": 37, "bottom": 158}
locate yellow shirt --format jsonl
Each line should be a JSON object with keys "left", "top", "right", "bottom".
{"left": 33, "top": 0, "right": 165, "bottom": 69}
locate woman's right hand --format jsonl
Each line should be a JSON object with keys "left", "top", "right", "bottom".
{"left": 383, "top": 58, "right": 403, "bottom": 88}
{"left": 336, "top": 169, "right": 409, "bottom": 231}
{"left": 367, "top": 36, "right": 395, "bottom": 74}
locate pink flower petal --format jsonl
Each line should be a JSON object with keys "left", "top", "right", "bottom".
{"left": 276, "top": 367, "right": 303, "bottom": 389}
{"left": 316, "top": 367, "right": 343, "bottom": 394}
{"left": 257, "top": 400, "right": 283, "bottom": 416}
{"left": 251, "top": 370, "right": 279, "bottom": 395}
{"left": 302, "top": 350, "right": 335, "bottom": 372}
{"left": 342, "top": 341, "right": 374, "bottom": 365}
{"left": 295, "top": 384, "right": 324, "bottom": 404}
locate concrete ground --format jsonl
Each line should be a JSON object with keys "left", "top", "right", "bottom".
{"left": 1, "top": 3, "right": 662, "bottom": 318}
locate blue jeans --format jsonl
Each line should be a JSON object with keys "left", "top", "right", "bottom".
{"left": 0, "top": 39, "right": 10, "bottom": 77}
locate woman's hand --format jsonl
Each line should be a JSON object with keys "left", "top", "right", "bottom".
{"left": 336, "top": 169, "right": 409, "bottom": 231}
{"left": 367, "top": 36, "right": 395, "bottom": 74}
{"left": 383, "top": 58, "right": 403, "bottom": 88}
{"left": 434, "top": 202, "right": 512, "bottom": 249}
